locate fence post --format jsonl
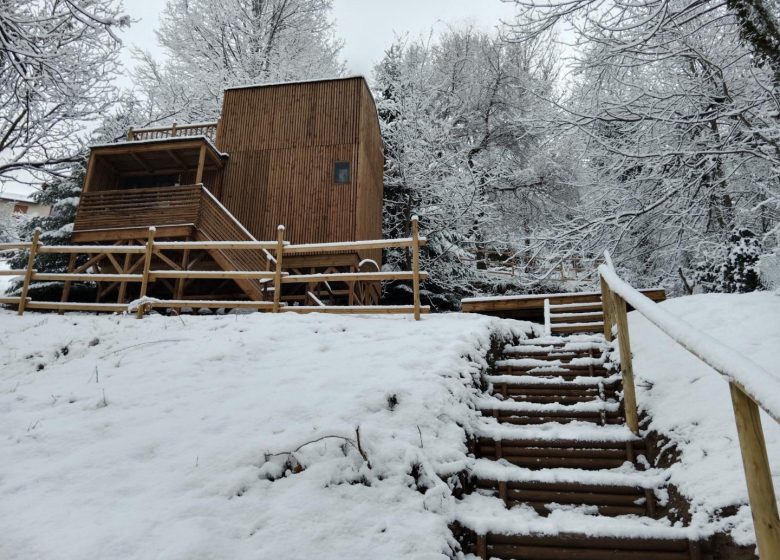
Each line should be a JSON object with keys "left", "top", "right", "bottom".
{"left": 612, "top": 293, "right": 640, "bottom": 434}
{"left": 411, "top": 216, "right": 421, "bottom": 321}
{"left": 729, "top": 383, "right": 780, "bottom": 559}
{"left": 58, "top": 253, "right": 78, "bottom": 315}
{"left": 273, "top": 225, "right": 285, "bottom": 313}
{"left": 17, "top": 228, "right": 41, "bottom": 316}
{"left": 599, "top": 274, "right": 614, "bottom": 342}
{"left": 136, "top": 227, "right": 156, "bottom": 319}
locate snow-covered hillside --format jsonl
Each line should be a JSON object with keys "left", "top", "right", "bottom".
{"left": 0, "top": 311, "right": 534, "bottom": 560}
{"left": 630, "top": 291, "right": 780, "bottom": 546}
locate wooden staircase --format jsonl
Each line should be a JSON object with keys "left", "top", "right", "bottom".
{"left": 457, "top": 334, "right": 710, "bottom": 559}
{"left": 72, "top": 185, "right": 271, "bottom": 301}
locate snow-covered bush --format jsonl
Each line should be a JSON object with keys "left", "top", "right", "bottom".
{"left": 721, "top": 229, "right": 762, "bottom": 293}
{"left": 6, "top": 162, "right": 88, "bottom": 299}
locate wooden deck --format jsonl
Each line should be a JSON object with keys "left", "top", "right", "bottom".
{"left": 72, "top": 184, "right": 269, "bottom": 300}
{"left": 461, "top": 289, "right": 666, "bottom": 334}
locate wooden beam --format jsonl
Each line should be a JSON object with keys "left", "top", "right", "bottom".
{"left": 83, "top": 153, "right": 98, "bottom": 193}
{"left": 136, "top": 227, "right": 156, "bottom": 319}
{"left": 195, "top": 143, "right": 207, "bottom": 184}
{"left": 411, "top": 216, "right": 421, "bottom": 321}
{"left": 18, "top": 229, "right": 41, "bottom": 315}
{"left": 613, "top": 294, "right": 640, "bottom": 434}
{"left": 130, "top": 152, "right": 154, "bottom": 174}
{"left": 730, "top": 383, "right": 780, "bottom": 559}
{"left": 59, "top": 253, "right": 77, "bottom": 315}
{"left": 273, "top": 226, "right": 285, "bottom": 312}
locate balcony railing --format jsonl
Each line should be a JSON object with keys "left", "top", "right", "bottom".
{"left": 127, "top": 121, "right": 219, "bottom": 143}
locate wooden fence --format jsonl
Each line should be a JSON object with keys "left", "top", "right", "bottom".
{"left": 598, "top": 256, "right": 780, "bottom": 558}
{"left": 0, "top": 217, "right": 429, "bottom": 320}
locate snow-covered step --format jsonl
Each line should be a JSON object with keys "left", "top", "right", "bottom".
{"left": 476, "top": 423, "right": 644, "bottom": 470}
{"left": 456, "top": 494, "right": 708, "bottom": 559}
{"left": 469, "top": 459, "right": 666, "bottom": 489}
{"left": 548, "top": 301, "right": 603, "bottom": 312}
{"left": 549, "top": 311, "right": 604, "bottom": 323}
{"left": 485, "top": 373, "right": 621, "bottom": 387}
{"left": 469, "top": 459, "right": 664, "bottom": 518}
{"left": 477, "top": 397, "right": 620, "bottom": 413}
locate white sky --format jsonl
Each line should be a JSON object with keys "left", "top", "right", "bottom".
{"left": 119, "top": 0, "right": 517, "bottom": 77}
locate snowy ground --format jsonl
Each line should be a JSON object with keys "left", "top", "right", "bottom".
{"left": 0, "top": 311, "right": 534, "bottom": 560}
{"left": 629, "top": 291, "right": 780, "bottom": 546}
{"left": 0, "top": 258, "right": 15, "bottom": 294}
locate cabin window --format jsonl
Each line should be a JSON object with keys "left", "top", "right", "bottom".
{"left": 334, "top": 162, "right": 350, "bottom": 184}
{"left": 12, "top": 203, "right": 28, "bottom": 214}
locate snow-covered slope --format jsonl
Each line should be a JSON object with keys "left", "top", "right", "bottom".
{"left": 0, "top": 311, "right": 535, "bottom": 560}
{"left": 629, "top": 291, "right": 780, "bottom": 546}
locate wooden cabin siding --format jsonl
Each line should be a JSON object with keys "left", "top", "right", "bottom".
{"left": 217, "top": 77, "right": 383, "bottom": 252}
{"left": 220, "top": 144, "right": 358, "bottom": 244}
{"left": 355, "top": 84, "right": 385, "bottom": 263}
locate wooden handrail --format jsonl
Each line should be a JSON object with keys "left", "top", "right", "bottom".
{"left": 598, "top": 260, "right": 780, "bottom": 558}
{"left": 127, "top": 122, "right": 218, "bottom": 142}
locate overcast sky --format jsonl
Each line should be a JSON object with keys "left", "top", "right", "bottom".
{"left": 119, "top": 0, "right": 517, "bottom": 78}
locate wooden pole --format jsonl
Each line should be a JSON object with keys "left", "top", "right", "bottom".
{"left": 729, "top": 383, "right": 780, "bottom": 559}
{"left": 136, "top": 227, "right": 156, "bottom": 319}
{"left": 17, "top": 228, "right": 41, "bottom": 315}
{"left": 117, "top": 242, "right": 133, "bottom": 303}
{"left": 126, "top": 127, "right": 134, "bottom": 141}
{"left": 411, "top": 216, "right": 421, "bottom": 321}
{"left": 59, "top": 252, "right": 77, "bottom": 314}
{"left": 599, "top": 275, "right": 614, "bottom": 342}
{"left": 195, "top": 144, "right": 207, "bottom": 184}
{"left": 272, "top": 225, "right": 285, "bottom": 312}
{"left": 612, "top": 294, "right": 640, "bottom": 434}
{"left": 175, "top": 246, "right": 190, "bottom": 300}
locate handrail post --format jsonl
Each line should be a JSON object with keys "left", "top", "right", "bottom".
{"left": 272, "top": 225, "right": 285, "bottom": 312}
{"left": 18, "top": 228, "right": 41, "bottom": 316}
{"left": 729, "top": 383, "right": 780, "bottom": 558}
{"left": 613, "top": 293, "right": 640, "bottom": 434}
{"left": 599, "top": 274, "right": 614, "bottom": 342}
{"left": 543, "top": 298, "right": 551, "bottom": 336}
{"left": 411, "top": 216, "right": 421, "bottom": 321}
{"left": 136, "top": 227, "right": 156, "bottom": 319}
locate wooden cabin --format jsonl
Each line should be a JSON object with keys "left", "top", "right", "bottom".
{"left": 72, "top": 76, "right": 384, "bottom": 305}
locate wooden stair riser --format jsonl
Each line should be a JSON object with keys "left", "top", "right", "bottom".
{"left": 473, "top": 534, "right": 707, "bottom": 560}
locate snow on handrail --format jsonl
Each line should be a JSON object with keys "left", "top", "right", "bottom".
{"left": 599, "top": 264, "right": 780, "bottom": 423}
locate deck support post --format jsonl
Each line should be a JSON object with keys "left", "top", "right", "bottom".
{"left": 612, "top": 294, "right": 640, "bottom": 434}
{"left": 136, "top": 227, "right": 156, "bottom": 319}
{"left": 175, "top": 246, "right": 190, "bottom": 300}
{"left": 117, "top": 241, "right": 134, "bottom": 304}
{"left": 272, "top": 225, "right": 285, "bottom": 312}
{"left": 195, "top": 144, "right": 207, "bottom": 184}
{"left": 729, "top": 383, "right": 780, "bottom": 559}
{"left": 59, "top": 252, "right": 78, "bottom": 314}
{"left": 411, "top": 216, "right": 421, "bottom": 321}
{"left": 18, "top": 228, "right": 41, "bottom": 315}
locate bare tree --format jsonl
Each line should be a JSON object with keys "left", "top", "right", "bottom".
{"left": 0, "top": 0, "right": 129, "bottom": 184}
{"left": 504, "top": 0, "right": 780, "bottom": 291}
{"left": 133, "top": 0, "right": 345, "bottom": 122}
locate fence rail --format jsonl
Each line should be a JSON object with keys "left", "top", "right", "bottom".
{"left": 0, "top": 217, "right": 429, "bottom": 320}
{"left": 598, "top": 257, "right": 780, "bottom": 559}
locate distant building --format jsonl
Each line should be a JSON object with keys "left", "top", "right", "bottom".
{"left": 0, "top": 191, "right": 51, "bottom": 220}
